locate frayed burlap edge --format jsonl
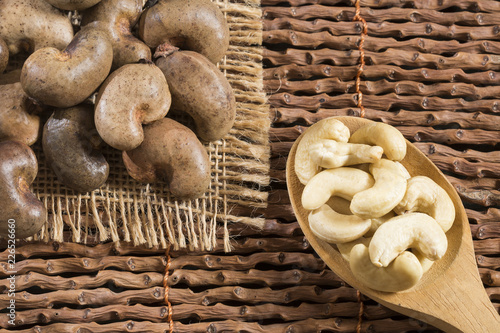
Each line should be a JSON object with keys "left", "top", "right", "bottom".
{"left": 28, "top": 0, "right": 270, "bottom": 252}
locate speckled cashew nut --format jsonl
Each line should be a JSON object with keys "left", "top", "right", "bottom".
{"left": 94, "top": 63, "right": 171, "bottom": 151}
{"left": 0, "top": 37, "right": 8, "bottom": 73}
{"left": 369, "top": 212, "right": 448, "bottom": 267}
{"left": 301, "top": 167, "right": 374, "bottom": 210}
{"left": 43, "top": 0, "right": 102, "bottom": 11}
{"left": 0, "top": 141, "right": 46, "bottom": 239}
{"left": 308, "top": 204, "right": 372, "bottom": 244}
{"left": 350, "top": 244, "right": 423, "bottom": 292}
{"left": 349, "top": 122, "right": 407, "bottom": 161}
{"left": 294, "top": 118, "right": 350, "bottom": 185}
{"left": 0, "top": 0, "right": 74, "bottom": 55}
{"left": 350, "top": 159, "right": 408, "bottom": 219}
{"left": 394, "top": 176, "right": 456, "bottom": 233}
{"left": 309, "top": 139, "right": 383, "bottom": 169}
{"left": 0, "top": 83, "right": 41, "bottom": 146}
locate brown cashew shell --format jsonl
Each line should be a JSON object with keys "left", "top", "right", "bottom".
{"left": 0, "top": 140, "right": 46, "bottom": 239}
{"left": 123, "top": 118, "right": 211, "bottom": 200}
{"left": 139, "top": 0, "right": 229, "bottom": 64}
{"left": 155, "top": 48, "right": 236, "bottom": 142}
{"left": 0, "top": 37, "right": 8, "bottom": 73}
{"left": 0, "top": 0, "right": 74, "bottom": 55}
{"left": 0, "top": 82, "right": 42, "bottom": 146}
{"left": 43, "top": 105, "right": 109, "bottom": 193}
{"left": 20, "top": 26, "right": 113, "bottom": 108}
{"left": 95, "top": 63, "right": 171, "bottom": 151}
{"left": 82, "top": 0, "right": 151, "bottom": 69}
{"left": 44, "top": 0, "right": 102, "bottom": 11}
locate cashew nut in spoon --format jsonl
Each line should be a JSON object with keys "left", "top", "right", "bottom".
{"left": 294, "top": 118, "right": 350, "bottom": 185}
{"left": 350, "top": 159, "right": 408, "bottom": 218}
{"left": 308, "top": 204, "right": 372, "bottom": 244}
{"left": 394, "top": 176, "right": 455, "bottom": 233}
{"left": 337, "top": 236, "right": 371, "bottom": 262}
{"left": 350, "top": 244, "right": 423, "bottom": 292}
{"left": 301, "top": 167, "right": 374, "bottom": 210}
{"left": 349, "top": 122, "right": 407, "bottom": 161}
{"left": 369, "top": 212, "right": 448, "bottom": 267}
{"left": 309, "top": 139, "right": 383, "bottom": 169}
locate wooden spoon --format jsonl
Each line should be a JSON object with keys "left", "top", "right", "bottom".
{"left": 286, "top": 116, "right": 500, "bottom": 332}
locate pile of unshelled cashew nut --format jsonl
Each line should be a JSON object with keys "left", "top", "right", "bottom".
{"left": 295, "top": 118, "right": 455, "bottom": 292}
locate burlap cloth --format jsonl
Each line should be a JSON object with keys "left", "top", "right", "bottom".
{"left": 29, "top": 0, "right": 270, "bottom": 252}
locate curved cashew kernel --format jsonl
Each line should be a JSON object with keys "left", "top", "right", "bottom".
{"left": 349, "top": 122, "right": 406, "bottom": 161}
{"left": 337, "top": 237, "right": 371, "bottom": 262}
{"left": 309, "top": 139, "right": 383, "bottom": 169}
{"left": 295, "top": 118, "right": 350, "bottom": 185}
{"left": 350, "top": 244, "right": 423, "bottom": 292}
{"left": 395, "top": 161, "right": 411, "bottom": 180}
{"left": 309, "top": 204, "right": 372, "bottom": 244}
{"left": 394, "top": 176, "right": 455, "bottom": 232}
{"left": 301, "top": 167, "right": 374, "bottom": 210}
{"left": 350, "top": 159, "right": 407, "bottom": 218}
{"left": 369, "top": 212, "right": 448, "bottom": 267}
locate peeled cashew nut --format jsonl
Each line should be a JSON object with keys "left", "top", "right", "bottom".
{"left": 369, "top": 212, "right": 448, "bottom": 267}
{"left": 349, "top": 122, "right": 407, "bottom": 161}
{"left": 294, "top": 118, "right": 350, "bottom": 185}
{"left": 350, "top": 159, "right": 407, "bottom": 218}
{"left": 309, "top": 139, "right": 383, "bottom": 169}
{"left": 394, "top": 176, "right": 455, "bottom": 233}
{"left": 308, "top": 204, "right": 372, "bottom": 244}
{"left": 337, "top": 237, "right": 371, "bottom": 262}
{"left": 301, "top": 167, "right": 374, "bottom": 210}
{"left": 350, "top": 244, "right": 423, "bottom": 292}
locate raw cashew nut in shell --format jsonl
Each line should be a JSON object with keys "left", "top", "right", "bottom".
{"left": 301, "top": 167, "right": 374, "bottom": 210}
{"left": 350, "top": 244, "right": 423, "bottom": 292}
{"left": 369, "top": 212, "right": 448, "bottom": 267}
{"left": 394, "top": 176, "right": 455, "bottom": 232}
{"left": 349, "top": 122, "right": 407, "bottom": 161}
{"left": 308, "top": 204, "right": 372, "bottom": 244}
{"left": 350, "top": 159, "right": 408, "bottom": 218}
{"left": 294, "top": 118, "right": 350, "bottom": 185}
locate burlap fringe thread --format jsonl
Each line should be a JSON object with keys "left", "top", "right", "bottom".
{"left": 29, "top": 0, "right": 271, "bottom": 252}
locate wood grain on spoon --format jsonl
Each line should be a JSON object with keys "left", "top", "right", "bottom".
{"left": 286, "top": 116, "right": 500, "bottom": 332}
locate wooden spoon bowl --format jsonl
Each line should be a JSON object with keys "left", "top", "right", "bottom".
{"left": 286, "top": 116, "right": 500, "bottom": 332}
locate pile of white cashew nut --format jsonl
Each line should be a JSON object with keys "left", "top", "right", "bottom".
{"left": 295, "top": 118, "right": 455, "bottom": 292}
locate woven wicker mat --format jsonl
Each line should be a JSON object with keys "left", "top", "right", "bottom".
{"left": 26, "top": 0, "right": 271, "bottom": 252}
{"left": 1, "top": 0, "right": 500, "bottom": 332}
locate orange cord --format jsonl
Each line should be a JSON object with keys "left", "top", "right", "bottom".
{"left": 163, "top": 245, "right": 174, "bottom": 332}
{"left": 353, "top": 0, "right": 368, "bottom": 118}
{"left": 356, "top": 290, "right": 364, "bottom": 333}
